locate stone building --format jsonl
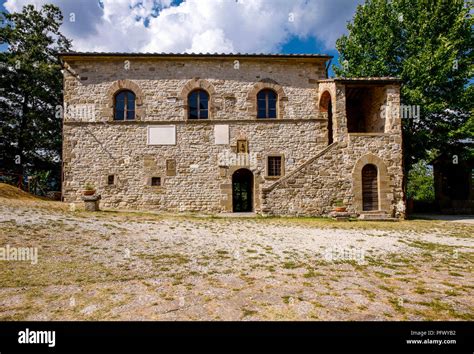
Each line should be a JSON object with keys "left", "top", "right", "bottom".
{"left": 59, "top": 52, "right": 405, "bottom": 218}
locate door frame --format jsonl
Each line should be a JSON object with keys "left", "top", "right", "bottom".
{"left": 361, "top": 163, "right": 379, "bottom": 211}
{"left": 352, "top": 154, "right": 391, "bottom": 214}
{"left": 232, "top": 168, "right": 254, "bottom": 212}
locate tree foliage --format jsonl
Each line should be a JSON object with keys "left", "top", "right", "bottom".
{"left": 335, "top": 0, "right": 473, "bottom": 167}
{"left": 406, "top": 159, "right": 435, "bottom": 202}
{"left": 0, "top": 4, "right": 71, "bottom": 191}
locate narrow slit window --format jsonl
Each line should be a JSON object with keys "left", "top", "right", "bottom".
{"left": 107, "top": 175, "right": 115, "bottom": 185}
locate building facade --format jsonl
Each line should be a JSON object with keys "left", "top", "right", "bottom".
{"left": 60, "top": 53, "right": 405, "bottom": 218}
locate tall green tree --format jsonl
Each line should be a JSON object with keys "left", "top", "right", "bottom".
{"left": 335, "top": 0, "right": 473, "bottom": 169}
{"left": 0, "top": 4, "right": 71, "bottom": 191}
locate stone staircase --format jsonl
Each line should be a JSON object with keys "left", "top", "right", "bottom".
{"left": 263, "top": 142, "right": 338, "bottom": 193}
{"left": 358, "top": 211, "right": 397, "bottom": 221}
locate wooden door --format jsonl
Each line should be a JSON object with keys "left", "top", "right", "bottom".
{"left": 362, "top": 164, "right": 378, "bottom": 211}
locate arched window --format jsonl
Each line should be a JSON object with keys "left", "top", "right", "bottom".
{"left": 188, "top": 89, "right": 209, "bottom": 119}
{"left": 114, "top": 90, "right": 135, "bottom": 120}
{"left": 257, "top": 89, "right": 277, "bottom": 118}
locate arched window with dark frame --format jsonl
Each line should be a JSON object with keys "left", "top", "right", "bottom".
{"left": 257, "top": 89, "right": 277, "bottom": 119}
{"left": 114, "top": 90, "right": 135, "bottom": 120}
{"left": 188, "top": 89, "right": 209, "bottom": 119}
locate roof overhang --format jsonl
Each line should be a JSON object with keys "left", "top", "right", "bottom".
{"left": 318, "top": 77, "right": 402, "bottom": 85}
{"left": 58, "top": 52, "right": 333, "bottom": 63}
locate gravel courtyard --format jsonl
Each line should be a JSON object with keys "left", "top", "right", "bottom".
{"left": 0, "top": 192, "right": 473, "bottom": 321}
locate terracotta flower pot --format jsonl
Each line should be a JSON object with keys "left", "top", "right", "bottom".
{"left": 83, "top": 190, "right": 95, "bottom": 196}
{"left": 334, "top": 206, "right": 346, "bottom": 212}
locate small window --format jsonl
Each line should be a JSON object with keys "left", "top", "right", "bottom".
{"left": 237, "top": 140, "right": 248, "bottom": 153}
{"left": 114, "top": 90, "right": 135, "bottom": 120}
{"left": 188, "top": 89, "right": 209, "bottom": 119}
{"left": 151, "top": 177, "right": 161, "bottom": 186}
{"left": 257, "top": 89, "right": 277, "bottom": 119}
{"left": 107, "top": 175, "right": 115, "bottom": 185}
{"left": 267, "top": 156, "right": 283, "bottom": 177}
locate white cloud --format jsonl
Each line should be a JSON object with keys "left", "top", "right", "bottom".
{"left": 4, "top": 0, "right": 361, "bottom": 53}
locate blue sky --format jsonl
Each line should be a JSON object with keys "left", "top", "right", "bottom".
{"left": 1, "top": 0, "right": 357, "bottom": 75}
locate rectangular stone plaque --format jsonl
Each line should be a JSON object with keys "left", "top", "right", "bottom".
{"left": 147, "top": 125, "right": 176, "bottom": 145}
{"left": 214, "top": 125, "right": 229, "bottom": 145}
{"left": 166, "top": 159, "right": 176, "bottom": 176}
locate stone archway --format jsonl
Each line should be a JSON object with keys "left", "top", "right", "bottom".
{"left": 232, "top": 168, "right": 254, "bottom": 212}
{"left": 319, "top": 90, "right": 333, "bottom": 144}
{"left": 352, "top": 154, "right": 390, "bottom": 214}
{"left": 103, "top": 80, "right": 144, "bottom": 120}
{"left": 179, "top": 78, "right": 216, "bottom": 119}
{"left": 247, "top": 79, "right": 287, "bottom": 119}
{"left": 362, "top": 164, "right": 378, "bottom": 211}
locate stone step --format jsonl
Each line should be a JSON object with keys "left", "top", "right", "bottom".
{"left": 358, "top": 213, "right": 397, "bottom": 221}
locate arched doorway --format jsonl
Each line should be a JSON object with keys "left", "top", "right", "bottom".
{"left": 319, "top": 91, "right": 333, "bottom": 145}
{"left": 232, "top": 168, "right": 253, "bottom": 212}
{"left": 362, "top": 164, "right": 378, "bottom": 211}
{"left": 327, "top": 99, "right": 333, "bottom": 144}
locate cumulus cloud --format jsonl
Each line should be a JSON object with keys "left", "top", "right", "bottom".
{"left": 4, "top": 0, "right": 361, "bottom": 53}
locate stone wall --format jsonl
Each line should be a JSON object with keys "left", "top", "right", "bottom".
{"left": 63, "top": 120, "right": 327, "bottom": 212}
{"left": 62, "top": 56, "right": 404, "bottom": 217}
{"left": 63, "top": 58, "right": 327, "bottom": 123}
{"left": 62, "top": 56, "right": 331, "bottom": 212}
{"left": 261, "top": 81, "right": 405, "bottom": 218}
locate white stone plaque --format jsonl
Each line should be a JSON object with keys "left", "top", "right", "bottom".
{"left": 147, "top": 125, "right": 176, "bottom": 145}
{"left": 214, "top": 125, "right": 229, "bottom": 145}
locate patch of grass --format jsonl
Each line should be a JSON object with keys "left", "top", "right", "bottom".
{"left": 414, "top": 286, "right": 427, "bottom": 295}
{"left": 444, "top": 289, "right": 461, "bottom": 296}
{"left": 448, "top": 271, "right": 464, "bottom": 277}
{"left": 388, "top": 297, "right": 406, "bottom": 314}
{"left": 378, "top": 285, "right": 397, "bottom": 294}
{"left": 374, "top": 271, "right": 391, "bottom": 278}
{"left": 241, "top": 308, "right": 258, "bottom": 317}
{"left": 282, "top": 261, "right": 300, "bottom": 269}
{"left": 417, "top": 299, "right": 474, "bottom": 320}
{"left": 303, "top": 269, "right": 320, "bottom": 278}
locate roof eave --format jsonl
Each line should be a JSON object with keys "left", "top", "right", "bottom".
{"left": 57, "top": 52, "right": 333, "bottom": 62}
{"left": 318, "top": 77, "right": 402, "bottom": 84}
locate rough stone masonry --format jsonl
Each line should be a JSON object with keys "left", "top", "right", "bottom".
{"left": 60, "top": 53, "right": 405, "bottom": 218}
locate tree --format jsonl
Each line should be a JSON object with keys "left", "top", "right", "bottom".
{"left": 406, "top": 159, "right": 435, "bottom": 202}
{"left": 334, "top": 0, "right": 473, "bottom": 170}
{"left": 0, "top": 4, "right": 72, "bottom": 192}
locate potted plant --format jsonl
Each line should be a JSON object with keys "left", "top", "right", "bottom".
{"left": 333, "top": 199, "right": 346, "bottom": 212}
{"left": 83, "top": 183, "right": 96, "bottom": 196}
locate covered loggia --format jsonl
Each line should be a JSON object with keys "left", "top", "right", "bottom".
{"left": 346, "top": 85, "right": 387, "bottom": 133}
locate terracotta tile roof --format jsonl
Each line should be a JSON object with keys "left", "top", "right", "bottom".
{"left": 58, "top": 52, "right": 333, "bottom": 59}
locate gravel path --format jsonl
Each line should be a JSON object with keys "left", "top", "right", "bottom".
{"left": 1, "top": 201, "right": 473, "bottom": 321}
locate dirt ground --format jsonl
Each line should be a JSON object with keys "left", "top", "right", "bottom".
{"left": 0, "top": 186, "right": 472, "bottom": 320}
